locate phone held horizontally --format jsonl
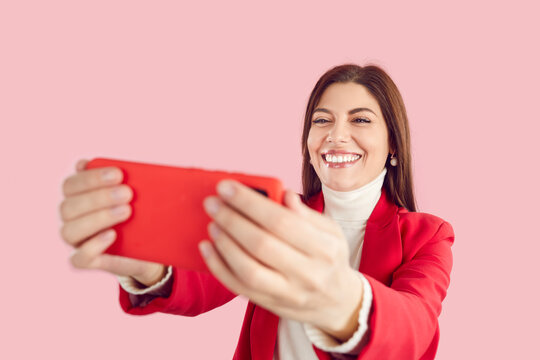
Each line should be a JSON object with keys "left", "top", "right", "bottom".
{"left": 86, "top": 157, "right": 284, "bottom": 273}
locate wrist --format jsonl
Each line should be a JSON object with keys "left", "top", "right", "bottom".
{"left": 132, "top": 265, "right": 167, "bottom": 288}
{"left": 319, "top": 269, "right": 364, "bottom": 342}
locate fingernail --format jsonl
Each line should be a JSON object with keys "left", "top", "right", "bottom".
{"left": 102, "top": 169, "right": 120, "bottom": 182}
{"left": 199, "top": 241, "right": 211, "bottom": 258}
{"left": 204, "top": 197, "right": 220, "bottom": 215}
{"left": 217, "top": 181, "right": 235, "bottom": 198}
{"left": 111, "top": 187, "right": 130, "bottom": 200}
{"left": 209, "top": 222, "right": 220, "bottom": 238}
{"left": 111, "top": 204, "right": 129, "bottom": 217}
{"left": 100, "top": 230, "right": 115, "bottom": 243}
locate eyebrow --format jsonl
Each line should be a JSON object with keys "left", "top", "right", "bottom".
{"left": 313, "top": 107, "right": 377, "bottom": 116}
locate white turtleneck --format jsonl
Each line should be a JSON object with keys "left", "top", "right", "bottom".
{"left": 320, "top": 166, "right": 388, "bottom": 271}
{"left": 118, "top": 167, "right": 388, "bottom": 359}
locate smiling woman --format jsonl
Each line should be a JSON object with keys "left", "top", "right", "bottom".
{"left": 60, "top": 63, "right": 453, "bottom": 360}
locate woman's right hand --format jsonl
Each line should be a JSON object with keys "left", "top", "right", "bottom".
{"left": 59, "top": 159, "right": 167, "bottom": 287}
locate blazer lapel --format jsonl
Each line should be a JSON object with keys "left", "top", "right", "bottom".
{"left": 304, "top": 188, "right": 401, "bottom": 283}
{"left": 358, "top": 188, "right": 402, "bottom": 285}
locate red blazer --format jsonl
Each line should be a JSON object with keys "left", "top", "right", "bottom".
{"left": 119, "top": 188, "right": 454, "bottom": 359}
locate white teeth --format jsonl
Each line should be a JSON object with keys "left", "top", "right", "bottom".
{"left": 323, "top": 154, "right": 360, "bottom": 163}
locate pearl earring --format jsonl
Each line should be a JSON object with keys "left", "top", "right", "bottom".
{"left": 390, "top": 153, "right": 398, "bottom": 166}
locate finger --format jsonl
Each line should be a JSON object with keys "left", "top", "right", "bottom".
{"left": 199, "top": 239, "right": 282, "bottom": 308}
{"left": 70, "top": 229, "right": 116, "bottom": 269}
{"left": 61, "top": 204, "right": 132, "bottom": 246}
{"left": 212, "top": 181, "right": 336, "bottom": 257}
{"left": 86, "top": 252, "right": 164, "bottom": 277}
{"left": 62, "top": 166, "right": 123, "bottom": 197}
{"left": 205, "top": 201, "right": 315, "bottom": 282}
{"left": 70, "top": 231, "right": 165, "bottom": 277}
{"left": 201, "top": 238, "right": 326, "bottom": 322}
{"left": 210, "top": 226, "right": 288, "bottom": 292}
{"left": 75, "top": 159, "right": 89, "bottom": 173}
{"left": 207, "top": 222, "right": 313, "bottom": 305}
{"left": 60, "top": 184, "right": 133, "bottom": 222}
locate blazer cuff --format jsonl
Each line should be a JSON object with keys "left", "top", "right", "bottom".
{"left": 117, "top": 265, "right": 173, "bottom": 296}
{"left": 303, "top": 272, "right": 372, "bottom": 354}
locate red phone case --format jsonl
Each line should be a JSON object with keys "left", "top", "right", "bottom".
{"left": 85, "top": 157, "right": 284, "bottom": 273}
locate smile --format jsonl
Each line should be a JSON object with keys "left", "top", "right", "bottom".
{"left": 321, "top": 153, "right": 362, "bottom": 168}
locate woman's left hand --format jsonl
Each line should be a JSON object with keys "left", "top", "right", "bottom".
{"left": 200, "top": 179, "right": 364, "bottom": 340}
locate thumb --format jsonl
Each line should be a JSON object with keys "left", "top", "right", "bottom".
{"left": 283, "top": 189, "right": 305, "bottom": 215}
{"left": 76, "top": 159, "right": 89, "bottom": 173}
{"left": 283, "top": 189, "right": 320, "bottom": 221}
{"left": 283, "top": 189, "right": 342, "bottom": 236}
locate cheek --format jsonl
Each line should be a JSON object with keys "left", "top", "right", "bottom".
{"left": 306, "top": 132, "right": 318, "bottom": 156}
{"left": 356, "top": 131, "right": 387, "bottom": 154}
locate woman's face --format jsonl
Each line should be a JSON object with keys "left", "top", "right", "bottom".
{"left": 307, "top": 82, "right": 391, "bottom": 192}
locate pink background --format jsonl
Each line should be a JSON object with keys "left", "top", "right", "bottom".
{"left": 1, "top": 1, "right": 538, "bottom": 359}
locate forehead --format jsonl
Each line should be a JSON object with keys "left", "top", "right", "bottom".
{"left": 316, "top": 82, "right": 382, "bottom": 115}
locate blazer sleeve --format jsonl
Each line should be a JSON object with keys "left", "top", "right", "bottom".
{"left": 357, "top": 220, "right": 455, "bottom": 359}
{"left": 118, "top": 265, "right": 238, "bottom": 317}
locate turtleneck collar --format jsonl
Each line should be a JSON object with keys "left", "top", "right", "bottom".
{"left": 321, "top": 167, "right": 387, "bottom": 222}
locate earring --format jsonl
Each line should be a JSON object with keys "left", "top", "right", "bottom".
{"left": 390, "top": 153, "right": 398, "bottom": 166}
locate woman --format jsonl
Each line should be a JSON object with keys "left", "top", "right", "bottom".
{"left": 59, "top": 63, "right": 454, "bottom": 359}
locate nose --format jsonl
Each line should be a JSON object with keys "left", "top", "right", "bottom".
{"left": 326, "top": 120, "right": 350, "bottom": 143}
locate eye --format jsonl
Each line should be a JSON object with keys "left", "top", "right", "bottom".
{"left": 312, "top": 118, "right": 329, "bottom": 124}
{"left": 353, "top": 117, "right": 371, "bottom": 123}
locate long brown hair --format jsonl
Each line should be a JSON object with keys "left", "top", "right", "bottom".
{"left": 301, "top": 63, "right": 418, "bottom": 212}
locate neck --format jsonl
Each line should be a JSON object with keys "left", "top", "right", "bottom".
{"left": 321, "top": 167, "right": 387, "bottom": 221}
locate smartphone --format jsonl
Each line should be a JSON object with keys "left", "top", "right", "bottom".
{"left": 85, "top": 157, "right": 284, "bottom": 273}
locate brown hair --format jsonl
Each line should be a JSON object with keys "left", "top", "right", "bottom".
{"left": 301, "top": 63, "right": 418, "bottom": 212}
